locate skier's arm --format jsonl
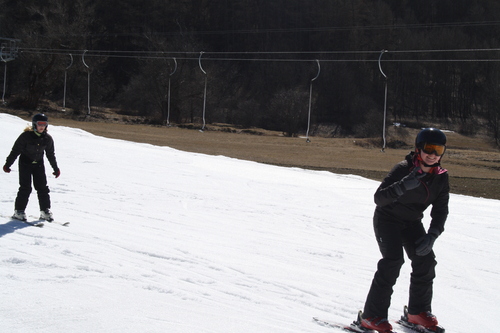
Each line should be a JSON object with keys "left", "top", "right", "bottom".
{"left": 374, "top": 163, "right": 409, "bottom": 207}
{"left": 428, "top": 174, "right": 450, "bottom": 235}
{"left": 45, "top": 136, "right": 59, "bottom": 172}
{"left": 4, "top": 133, "right": 26, "bottom": 168}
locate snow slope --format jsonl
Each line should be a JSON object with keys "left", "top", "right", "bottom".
{"left": 0, "top": 113, "right": 498, "bottom": 333}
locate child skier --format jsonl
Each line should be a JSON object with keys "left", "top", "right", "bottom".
{"left": 359, "top": 128, "right": 449, "bottom": 333}
{"left": 3, "top": 113, "right": 60, "bottom": 222}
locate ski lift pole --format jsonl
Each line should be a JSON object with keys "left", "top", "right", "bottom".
{"left": 62, "top": 53, "right": 73, "bottom": 111}
{"left": 1, "top": 60, "right": 6, "bottom": 105}
{"left": 199, "top": 51, "right": 207, "bottom": 131}
{"left": 167, "top": 57, "right": 177, "bottom": 126}
{"left": 0, "top": 39, "right": 19, "bottom": 105}
{"left": 1, "top": 46, "right": 8, "bottom": 105}
{"left": 306, "top": 59, "right": 320, "bottom": 143}
{"left": 82, "top": 50, "right": 91, "bottom": 116}
{"left": 379, "top": 49, "right": 388, "bottom": 152}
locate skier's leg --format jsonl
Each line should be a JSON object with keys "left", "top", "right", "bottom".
{"left": 404, "top": 221, "right": 437, "bottom": 315}
{"left": 33, "top": 163, "right": 51, "bottom": 211}
{"left": 14, "top": 162, "right": 33, "bottom": 211}
{"left": 363, "top": 216, "right": 404, "bottom": 319}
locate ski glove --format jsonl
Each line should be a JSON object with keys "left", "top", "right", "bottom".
{"left": 3, "top": 165, "right": 10, "bottom": 173}
{"left": 53, "top": 168, "right": 60, "bottom": 178}
{"left": 393, "top": 166, "right": 426, "bottom": 196}
{"left": 415, "top": 228, "right": 440, "bottom": 256}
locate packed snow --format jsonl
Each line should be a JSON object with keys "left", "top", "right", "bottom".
{"left": 0, "top": 113, "right": 498, "bottom": 333}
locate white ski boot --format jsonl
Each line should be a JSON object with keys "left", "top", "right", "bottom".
{"left": 40, "top": 209, "right": 54, "bottom": 222}
{"left": 12, "top": 210, "right": 27, "bottom": 221}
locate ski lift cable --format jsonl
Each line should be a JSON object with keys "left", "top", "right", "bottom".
{"left": 16, "top": 48, "right": 500, "bottom": 62}
{"left": 21, "top": 19, "right": 500, "bottom": 39}
{"left": 17, "top": 46, "right": 500, "bottom": 58}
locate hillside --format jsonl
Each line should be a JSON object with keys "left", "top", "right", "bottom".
{"left": 1, "top": 112, "right": 498, "bottom": 333}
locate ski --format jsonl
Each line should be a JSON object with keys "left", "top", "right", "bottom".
{"left": 314, "top": 310, "right": 406, "bottom": 333}
{"left": 396, "top": 320, "right": 445, "bottom": 333}
{"left": 11, "top": 218, "right": 44, "bottom": 227}
{"left": 397, "top": 306, "right": 445, "bottom": 333}
{"left": 43, "top": 219, "right": 70, "bottom": 226}
{"left": 313, "top": 316, "right": 376, "bottom": 332}
{"left": 33, "top": 215, "right": 70, "bottom": 226}
{"left": 22, "top": 220, "right": 44, "bottom": 227}
{"left": 314, "top": 311, "right": 399, "bottom": 333}
{"left": 4, "top": 214, "right": 45, "bottom": 227}
{"left": 3, "top": 214, "right": 69, "bottom": 227}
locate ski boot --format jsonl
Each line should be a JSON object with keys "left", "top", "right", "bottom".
{"left": 12, "top": 210, "right": 27, "bottom": 221}
{"left": 40, "top": 209, "right": 54, "bottom": 222}
{"left": 399, "top": 305, "right": 445, "bottom": 333}
{"left": 352, "top": 310, "right": 393, "bottom": 332}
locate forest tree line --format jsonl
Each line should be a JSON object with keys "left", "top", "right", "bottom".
{"left": 1, "top": 0, "right": 500, "bottom": 143}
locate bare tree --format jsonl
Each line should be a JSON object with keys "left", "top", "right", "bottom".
{"left": 11, "top": 0, "right": 96, "bottom": 110}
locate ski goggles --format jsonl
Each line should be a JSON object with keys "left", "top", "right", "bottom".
{"left": 36, "top": 121, "right": 48, "bottom": 127}
{"left": 421, "top": 143, "right": 446, "bottom": 156}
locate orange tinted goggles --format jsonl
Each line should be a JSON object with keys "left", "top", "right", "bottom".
{"left": 421, "top": 143, "right": 446, "bottom": 156}
{"left": 36, "top": 121, "right": 48, "bottom": 126}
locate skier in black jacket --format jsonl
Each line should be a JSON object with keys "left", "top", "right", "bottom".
{"left": 359, "top": 128, "right": 449, "bottom": 333}
{"left": 3, "top": 114, "right": 60, "bottom": 222}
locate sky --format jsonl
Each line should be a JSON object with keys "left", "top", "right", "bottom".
{"left": 0, "top": 113, "right": 498, "bottom": 333}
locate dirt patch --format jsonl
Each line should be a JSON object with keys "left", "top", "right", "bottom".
{"left": 3, "top": 108, "right": 500, "bottom": 200}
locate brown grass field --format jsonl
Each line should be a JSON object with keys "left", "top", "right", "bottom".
{"left": 3, "top": 108, "right": 500, "bottom": 200}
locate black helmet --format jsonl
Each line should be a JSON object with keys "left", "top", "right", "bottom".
{"left": 415, "top": 128, "right": 447, "bottom": 160}
{"left": 32, "top": 113, "right": 48, "bottom": 131}
{"left": 415, "top": 128, "right": 446, "bottom": 149}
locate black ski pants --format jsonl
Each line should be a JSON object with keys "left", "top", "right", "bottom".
{"left": 15, "top": 161, "right": 51, "bottom": 212}
{"left": 363, "top": 214, "right": 437, "bottom": 319}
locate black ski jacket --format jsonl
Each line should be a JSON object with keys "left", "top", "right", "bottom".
{"left": 373, "top": 152, "right": 449, "bottom": 234}
{"left": 5, "top": 129, "right": 59, "bottom": 172}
